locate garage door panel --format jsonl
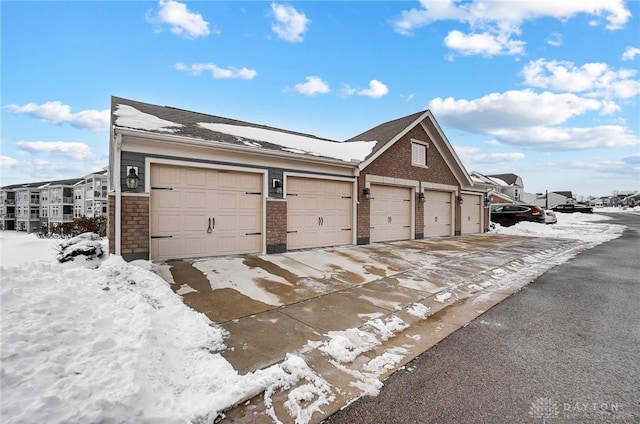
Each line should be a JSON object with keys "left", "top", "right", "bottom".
{"left": 185, "top": 168, "right": 207, "bottom": 186}
{"left": 154, "top": 191, "right": 181, "bottom": 209}
{"left": 287, "top": 178, "right": 353, "bottom": 250}
{"left": 461, "top": 194, "right": 482, "bottom": 234}
{"left": 424, "top": 190, "right": 452, "bottom": 237}
{"left": 370, "top": 185, "right": 412, "bottom": 243}
{"left": 151, "top": 164, "right": 263, "bottom": 260}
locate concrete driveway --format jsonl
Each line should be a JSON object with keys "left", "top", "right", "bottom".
{"left": 152, "top": 234, "right": 584, "bottom": 423}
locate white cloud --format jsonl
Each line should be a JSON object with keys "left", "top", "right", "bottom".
{"left": 454, "top": 146, "right": 525, "bottom": 164}
{"left": 4, "top": 101, "right": 109, "bottom": 131}
{"left": 562, "top": 157, "right": 640, "bottom": 177}
{"left": 490, "top": 125, "right": 640, "bottom": 150}
{"left": 522, "top": 59, "right": 640, "bottom": 99}
{"left": 271, "top": 3, "right": 310, "bottom": 42}
{"left": 16, "top": 141, "right": 95, "bottom": 161}
{"left": 428, "top": 90, "right": 639, "bottom": 150}
{"left": 175, "top": 62, "right": 257, "bottom": 79}
{"left": 622, "top": 46, "right": 640, "bottom": 61}
{"left": 546, "top": 32, "right": 563, "bottom": 47}
{"left": 358, "top": 80, "right": 389, "bottom": 99}
{"left": 429, "top": 89, "right": 605, "bottom": 132}
{"left": 294, "top": 76, "right": 330, "bottom": 96}
{"left": 339, "top": 84, "right": 356, "bottom": 97}
{"left": 148, "top": 0, "right": 210, "bottom": 39}
{"left": 444, "top": 29, "right": 525, "bottom": 56}
{"left": 1, "top": 156, "right": 18, "bottom": 167}
{"left": 392, "top": 0, "right": 630, "bottom": 56}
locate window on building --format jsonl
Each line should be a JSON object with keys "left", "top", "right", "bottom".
{"left": 411, "top": 140, "right": 429, "bottom": 167}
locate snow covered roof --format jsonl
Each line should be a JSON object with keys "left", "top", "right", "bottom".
{"left": 112, "top": 97, "right": 379, "bottom": 164}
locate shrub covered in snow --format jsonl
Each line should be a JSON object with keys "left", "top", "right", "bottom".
{"left": 37, "top": 216, "right": 107, "bottom": 238}
{"left": 56, "top": 232, "right": 105, "bottom": 263}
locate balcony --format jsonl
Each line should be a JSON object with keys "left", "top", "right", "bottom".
{"left": 4, "top": 199, "right": 15, "bottom": 205}
{"left": 63, "top": 196, "right": 73, "bottom": 204}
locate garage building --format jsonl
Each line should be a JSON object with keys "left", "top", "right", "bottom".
{"left": 108, "top": 97, "right": 488, "bottom": 261}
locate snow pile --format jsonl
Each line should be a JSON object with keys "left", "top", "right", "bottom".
{"left": 490, "top": 212, "right": 626, "bottom": 246}
{"left": 0, "top": 236, "right": 336, "bottom": 424}
{"left": 56, "top": 232, "right": 105, "bottom": 263}
{"left": 0, "top": 256, "right": 237, "bottom": 423}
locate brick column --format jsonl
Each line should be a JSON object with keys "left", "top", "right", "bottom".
{"left": 121, "top": 194, "right": 149, "bottom": 261}
{"left": 108, "top": 194, "right": 115, "bottom": 254}
{"left": 415, "top": 192, "right": 424, "bottom": 239}
{"left": 266, "top": 199, "right": 286, "bottom": 254}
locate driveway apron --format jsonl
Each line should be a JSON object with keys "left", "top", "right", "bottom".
{"left": 152, "top": 234, "right": 584, "bottom": 423}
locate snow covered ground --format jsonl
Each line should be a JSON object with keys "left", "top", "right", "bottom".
{"left": 0, "top": 208, "right": 635, "bottom": 424}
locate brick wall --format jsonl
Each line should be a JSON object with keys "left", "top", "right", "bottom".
{"left": 108, "top": 194, "right": 115, "bottom": 254}
{"left": 415, "top": 192, "right": 424, "bottom": 239}
{"left": 356, "top": 177, "right": 370, "bottom": 244}
{"left": 266, "top": 199, "right": 286, "bottom": 253}
{"left": 121, "top": 195, "right": 149, "bottom": 258}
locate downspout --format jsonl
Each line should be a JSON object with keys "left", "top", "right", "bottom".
{"left": 114, "top": 131, "right": 122, "bottom": 256}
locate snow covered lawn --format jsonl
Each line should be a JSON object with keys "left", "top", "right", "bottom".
{"left": 0, "top": 209, "right": 633, "bottom": 423}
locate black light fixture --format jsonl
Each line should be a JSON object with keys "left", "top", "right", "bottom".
{"left": 484, "top": 194, "right": 491, "bottom": 207}
{"left": 458, "top": 195, "right": 464, "bottom": 205}
{"left": 418, "top": 192, "right": 426, "bottom": 203}
{"left": 272, "top": 178, "right": 283, "bottom": 194}
{"left": 126, "top": 166, "right": 139, "bottom": 190}
{"left": 363, "top": 187, "right": 371, "bottom": 200}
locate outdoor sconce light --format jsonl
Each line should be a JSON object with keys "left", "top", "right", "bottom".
{"left": 418, "top": 192, "right": 426, "bottom": 203}
{"left": 458, "top": 195, "right": 464, "bottom": 205}
{"left": 484, "top": 194, "right": 491, "bottom": 207}
{"left": 363, "top": 187, "right": 371, "bottom": 200}
{"left": 126, "top": 166, "right": 139, "bottom": 190}
{"left": 272, "top": 178, "right": 283, "bottom": 194}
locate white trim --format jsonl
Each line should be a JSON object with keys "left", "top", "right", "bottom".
{"left": 365, "top": 174, "right": 420, "bottom": 189}
{"left": 420, "top": 117, "right": 473, "bottom": 187}
{"left": 114, "top": 132, "right": 122, "bottom": 256}
{"left": 421, "top": 181, "right": 458, "bottom": 193}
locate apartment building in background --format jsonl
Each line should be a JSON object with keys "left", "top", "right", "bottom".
{"left": 1, "top": 168, "right": 108, "bottom": 232}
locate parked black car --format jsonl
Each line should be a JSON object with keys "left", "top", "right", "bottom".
{"left": 550, "top": 204, "right": 593, "bottom": 214}
{"left": 490, "top": 203, "right": 546, "bottom": 227}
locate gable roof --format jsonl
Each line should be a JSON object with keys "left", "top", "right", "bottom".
{"left": 350, "top": 109, "right": 473, "bottom": 187}
{"left": 486, "top": 173, "right": 521, "bottom": 186}
{"left": 111, "top": 97, "right": 474, "bottom": 187}
{"left": 553, "top": 191, "right": 573, "bottom": 198}
{"left": 111, "top": 96, "right": 377, "bottom": 164}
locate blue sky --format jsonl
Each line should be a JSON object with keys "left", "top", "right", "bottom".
{"left": 1, "top": 0, "right": 639, "bottom": 198}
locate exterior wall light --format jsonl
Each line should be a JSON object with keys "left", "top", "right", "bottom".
{"left": 363, "top": 187, "right": 371, "bottom": 200}
{"left": 418, "top": 192, "right": 426, "bottom": 203}
{"left": 458, "top": 195, "right": 464, "bottom": 205}
{"left": 272, "top": 178, "right": 283, "bottom": 194}
{"left": 126, "top": 166, "right": 139, "bottom": 190}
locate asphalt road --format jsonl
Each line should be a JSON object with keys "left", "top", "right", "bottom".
{"left": 325, "top": 212, "right": 640, "bottom": 423}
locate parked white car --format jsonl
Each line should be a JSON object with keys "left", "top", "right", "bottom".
{"left": 544, "top": 209, "right": 558, "bottom": 224}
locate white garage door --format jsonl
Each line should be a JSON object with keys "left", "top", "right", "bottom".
{"left": 370, "top": 185, "right": 412, "bottom": 242}
{"left": 287, "top": 177, "right": 353, "bottom": 250}
{"left": 424, "top": 190, "right": 452, "bottom": 237}
{"left": 150, "top": 164, "right": 263, "bottom": 260}
{"left": 461, "top": 193, "right": 482, "bottom": 234}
